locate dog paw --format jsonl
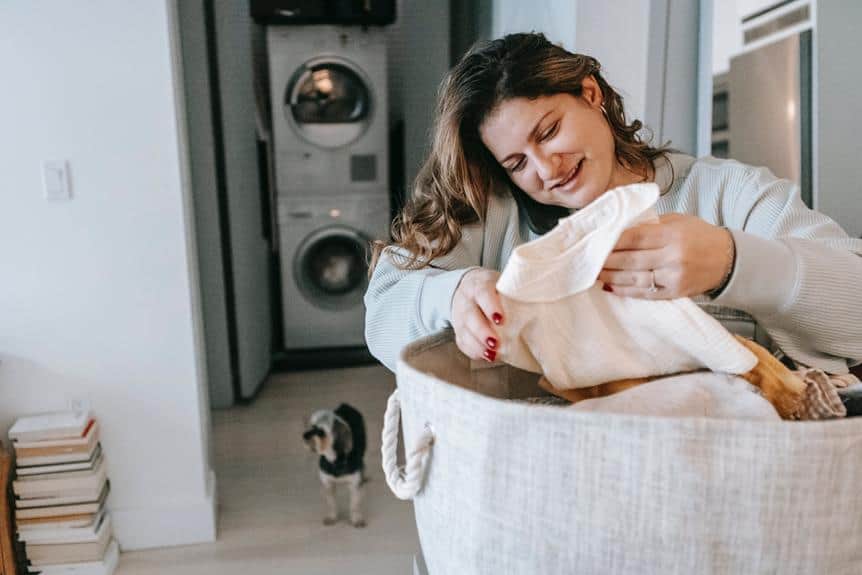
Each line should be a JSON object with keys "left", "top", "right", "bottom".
{"left": 323, "top": 517, "right": 338, "bottom": 526}
{"left": 351, "top": 518, "right": 367, "bottom": 528}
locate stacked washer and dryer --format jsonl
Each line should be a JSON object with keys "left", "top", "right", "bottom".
{"left": 257, "top": 3, "right": 395, "bottom": 351}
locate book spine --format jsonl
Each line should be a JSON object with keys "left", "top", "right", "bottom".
{"left": 14, "top": 442, "right": 93, "bottom": 459}
{"left": 13, "top": 465, "right": 105, "bottom": 497}
{"left": 14, "top": 450, "right": 96, "bottom": 467}
{"left": 12, "top": 422, "right": 97, "bottom": 450}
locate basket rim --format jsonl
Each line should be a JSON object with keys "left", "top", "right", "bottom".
{"left": 396, "top": 331, "right": 862, "bottom": 437}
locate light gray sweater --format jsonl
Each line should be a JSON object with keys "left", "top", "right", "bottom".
{"left": 364, "top": 154, "right": 862, "bottom": 373}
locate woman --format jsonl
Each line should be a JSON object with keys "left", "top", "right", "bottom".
{"left": 365, "top": 32, "right": 862, "bottom": 375}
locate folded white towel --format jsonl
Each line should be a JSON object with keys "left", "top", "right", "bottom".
{"left": 569, "top": 372, "right": 779, "bottom": 420}
{"left": 496, "top": 183, "right": 757, "bottom": 389}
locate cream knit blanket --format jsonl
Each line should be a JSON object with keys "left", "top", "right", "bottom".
{"left": 495, "top": 183, "right": 758, "bottom": 389}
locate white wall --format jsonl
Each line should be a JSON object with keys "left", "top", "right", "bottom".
{"left": 575, "top": 0, "right": 650, "bottom": 126}
{"left": 816, "top": 0, "right": 862, "bottom": 237}
{"left": 386, "top": 0, "right": 451, "bottom": 197}
{"left": 0, "top": 0, "right": 215, "bottom": 550}
{"left": 655, "top": 0, "right": 700, "bottom": 154}
{"left": 712, "top": 0, "right": 743, "bottom": 75}
{"left": 482, "top": 0, "right": 680, "bottom": 148}
{"left": 577, "top": 0, "right": 699, "bottom": 154}
{"left": 491, "top": 0, "right": 577, "bottom": 51}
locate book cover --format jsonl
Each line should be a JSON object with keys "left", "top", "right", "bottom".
{"left": 15, "top": 483, "right": 109, "bottom": 520}
{"left": 24, "top": 512, "right": 111, "bottom": 566}
{"left": 14, "top": 451, "right": 103, "bottom": 483}
{"left": 17, "top": 511, "right": 109, "bottom": 545}
{"left": 16, "top": 446, "right": 102, "bottom": 477}
{"left": 24, "top": 538, "right": 118, "bottom": 575}
{"left": 14, "top": 440, "right": 100, "bottom": 468}
{"left": 12, "top": 418, "right": 99, "bottom": 450}
{"left": 15, "top": 512, "right": 97, "bottom": 531}
{"left": 8, "top": 412, "right": 91, "bottom": 443}
{"left": 13, "top": 420, "right": 97, "bottom": 450}
{"left": 15, "top": 474, "right": 107, "bottom": 508}
{"left": 13, "top": 423, "right": 98, "bottom": 461}
{"left": 13, "top": 454, "right": 106, "bottom": 499}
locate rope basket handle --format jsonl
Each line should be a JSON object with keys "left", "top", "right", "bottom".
{"left": 381, "top": 389, "right": 435, "bottom": 500}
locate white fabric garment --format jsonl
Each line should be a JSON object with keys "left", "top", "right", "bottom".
{"left": 570, "top": 371, "right": 779, "bottom": 420}
{"left": 366, "top": 153, "right": 862, "bottom": 374}
{"left": 495, "top": 183, "right": 757, "bottom": 389}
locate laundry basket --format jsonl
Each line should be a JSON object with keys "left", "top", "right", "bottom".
{"left": 381, "top": 332, "right": 862, "bottom": 575}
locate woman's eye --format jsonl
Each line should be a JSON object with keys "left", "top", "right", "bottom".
{"left": 539, "top": 121, "right": 559, "bottom": 142}
{"left": 509, "top": 158, "right": 526, "bottom": 173}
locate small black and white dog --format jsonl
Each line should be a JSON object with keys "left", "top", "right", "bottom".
{"left": 302, "top": 403, "right": 367, "bottom": 527}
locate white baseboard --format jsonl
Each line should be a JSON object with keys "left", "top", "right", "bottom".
{"left": 111, "top": 468, "right": 217, "bottom": 550}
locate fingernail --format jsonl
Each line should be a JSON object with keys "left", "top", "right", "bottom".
{"left": 486, "top": 337, "right": 497, "bottom": 349}
{"left": 492, "top": 313, "right": 503, "bottom": 325}
{"left": 483, "top": 349, "right": 497, "bottom": 362}
{"left": 602, "top": 284, "right": 613, "bottom": 293}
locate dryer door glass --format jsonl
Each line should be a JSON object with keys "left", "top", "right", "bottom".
{"left": 295, "top": 227, "right": 369, "bottom": 309}
{"left": 290, "top": 63, "right": 370, "bottom": 124}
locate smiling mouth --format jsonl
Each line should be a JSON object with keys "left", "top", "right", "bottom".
{"left": 552, "top": 159, "right": 584, "bottom": 191}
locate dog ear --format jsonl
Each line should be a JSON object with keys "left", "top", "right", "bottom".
{"left": 331, "top": 416, "right": 353, "bottom": 456}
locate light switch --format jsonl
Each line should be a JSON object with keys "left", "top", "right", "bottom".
{"left": 43, "top": 160, "right": 71, "bottom": 201}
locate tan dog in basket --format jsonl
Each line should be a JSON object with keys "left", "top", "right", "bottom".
{"left": 537, "top": 336, "right": 806, "bottom": 419}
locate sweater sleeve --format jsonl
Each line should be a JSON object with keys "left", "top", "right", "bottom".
{"left": 363, "top": 228, "right": 483, "bottom": 371}
{"left": 712, "top": 164, "right": 862, "bottom": 371}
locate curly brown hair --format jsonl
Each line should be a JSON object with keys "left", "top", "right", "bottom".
{"left": 373, "top": 32, "right": 670, "bottom": 270}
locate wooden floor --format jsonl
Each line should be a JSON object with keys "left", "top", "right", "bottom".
{"left": 116, "top": 364, "right": 419, "bottom": 574}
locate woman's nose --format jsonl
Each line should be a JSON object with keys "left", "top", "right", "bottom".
{"left": 534, "top": 151, "right": 561, "bottom": 183}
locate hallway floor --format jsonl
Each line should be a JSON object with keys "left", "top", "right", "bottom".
{"left": 116, "top": 364, "right": 419, "bottom": 574}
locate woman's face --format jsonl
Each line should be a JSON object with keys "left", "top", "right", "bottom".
{"left": 479, "top": 77, "right": 633, "bottom": 209}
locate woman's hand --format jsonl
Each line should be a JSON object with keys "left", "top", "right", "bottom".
{"left": 597, "top": 213, "right": 735, "bottom": 299}
{"left": 451, "top": 268, "right": 504, "bottom": 362}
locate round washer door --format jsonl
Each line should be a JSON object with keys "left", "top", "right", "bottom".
{"left": 293, "top": 225, "right": 370, "bottom": 310}
{"left": 285, "top": 57, "right": 373, "bottom": 149}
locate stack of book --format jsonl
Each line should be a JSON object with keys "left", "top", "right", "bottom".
{"left": 8, "top": 412, "right": 119, "bottom": 575}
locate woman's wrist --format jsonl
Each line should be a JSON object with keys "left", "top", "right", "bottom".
{"left": 706, "top": 228, "right": 736, "bottom": 299}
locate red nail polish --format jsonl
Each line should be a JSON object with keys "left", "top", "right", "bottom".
{"left": 483, "top": 349, "right": 497, "bottom": 362}
{"left": 602, "top": 284, "right": 613, "bottom": 293}
{"left": 492, "top": 313, "right": 503, "bottom": 325}
{"left": 486, "top": 337, "right": 497, "bottom": 349}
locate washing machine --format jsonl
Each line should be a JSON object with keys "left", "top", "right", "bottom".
{"left": 277, "top": 193, "right": 389, "bottom": 349}
{"left": 267, "top": 25, "right": 389, "bottom": 197}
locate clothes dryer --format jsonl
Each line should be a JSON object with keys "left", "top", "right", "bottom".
{"left": 267, "top": 25, "right": 388, "bottom": 198}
